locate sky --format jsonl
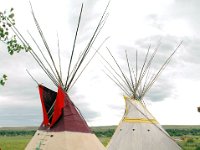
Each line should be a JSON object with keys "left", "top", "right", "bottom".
{"left": 0, "top": 0, "right": 200, "bottom": 127}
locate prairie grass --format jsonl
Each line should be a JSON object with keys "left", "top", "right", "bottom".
{"left": 1, "top": 125, "right": 200, "bottom": 150}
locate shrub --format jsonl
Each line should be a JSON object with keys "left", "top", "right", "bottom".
{"left": 195, "top": 146, "right": 200, "bottom": 150}
{"left": 186, "top": 138, "right": 194, "bottom": 143}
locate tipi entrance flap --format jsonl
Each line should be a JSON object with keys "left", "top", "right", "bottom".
{"left": 39, "top": 85, "right": 57, "bottom": 126}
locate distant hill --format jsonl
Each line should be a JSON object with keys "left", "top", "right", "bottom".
{"left": 1, "top": 125, "right": 200, "bottom": 131}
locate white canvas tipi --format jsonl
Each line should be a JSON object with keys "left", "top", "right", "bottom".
{"left": 101, "top": 45, "right": 182, "bottom": 150}
{"left": 107, "top": 96, "right": 182, "bottom": 150}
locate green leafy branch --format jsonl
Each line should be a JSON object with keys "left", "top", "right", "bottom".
{"left": 0, "top": 8, "right": 30, "bottom": 55}
{"left": 0, "top": 8, "right": 31, "bottom": 86}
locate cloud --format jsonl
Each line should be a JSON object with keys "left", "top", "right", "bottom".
{"left": 181, "top": 38, "right": 200, "bottom": 64}
{"left": 76, "top": 101, "right": 101, "bottom": 122}
{"left": 0, "top": 106, "right": 42, "bottom": 127}
{"left": 145, "top": 77, "right": 175, "bottom": 102}
{"left": 170, "top": 0, "right": 200, "bottom": 28}
{"left": 69, "top": 89, "right": 102, "bottom": 122}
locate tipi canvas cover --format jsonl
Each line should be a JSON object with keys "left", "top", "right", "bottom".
{"left": 1, "top": 2, "right": 108, "bottom": 150}
{"left": 107, "top": 96, "right": 181, "bottom": 150}
{"left": 25, "top": 85, "right": 105, "bottom": 150}
{"left": 102, "top": 45, "right": 182, "bottom": 150}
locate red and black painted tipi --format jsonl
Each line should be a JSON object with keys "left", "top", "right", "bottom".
{"left": 7, "top": 2, "right": 109, "bottom": 150}
{"left": 26, "top": 85, "right": 105, "bottom": 150}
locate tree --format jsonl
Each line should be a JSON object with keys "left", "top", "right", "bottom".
{"left": 0, "top": 8, "right": 29, "bottom": 86}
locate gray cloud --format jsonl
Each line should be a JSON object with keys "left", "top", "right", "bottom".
{"left": 145, "top": 0, "right": 200, "bottom": 36}
{"left": 145, "top": 14, "right": 164, "bottom": 30}
{"left": 69, "top": 92, "right": 101, "bottom": 122}
{"left": 181, "top": 38, "right": 200, "bottom": 64}
{"left": 115, "top": 35, "right": 181, "bottom": 66}
{"left": 145, "top": 76, "right": 175, "bottom": 102}
{"left": 171, "top": 0, "right": 200, "bottom": 29}
{"left": 77, "top": 102, "right": 100, "bottom": 122}
{"left": 66, "top": 0, "right": 108, "bottom": 47}
{"left": 0, "top": 106, "right": 42, "bottom": 127}
{"left": 107, "top": 104, "right": 124, "bottom": 114}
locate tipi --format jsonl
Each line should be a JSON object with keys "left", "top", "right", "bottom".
{"left": 1, "top": 3, "right": 108, "bottom": 150}
{"left": 25, "top": 85, "right": 106, "bottom": 150}
{"left": 102, "top": 45, "right": 182, "bottom": 150}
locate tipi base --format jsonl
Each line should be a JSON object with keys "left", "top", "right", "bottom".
{"left": 25, "top": 130, "right": 106, "bottom": 150}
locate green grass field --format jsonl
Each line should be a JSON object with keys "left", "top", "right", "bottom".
{"left": 0, "top": 135, "right": 31, "bottom": 150}
{"left": 0, "top": 125, "right": 200, "bottom": 150}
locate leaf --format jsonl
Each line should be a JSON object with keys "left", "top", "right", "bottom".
{"left": 3, "top": 74, "right": 7, "bottom": 80}
{"left": 7, "top": 22, "right": 11, "bottom": 27}
{"left": 8, "top": 13, "right": 14, "bottom": 19}
{"left": 0, "top": 80, "right": 5, "bottom": 86}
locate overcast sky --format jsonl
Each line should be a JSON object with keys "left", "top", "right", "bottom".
{"left": 1, "top": 0, "right": 200, "bottom": 127}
